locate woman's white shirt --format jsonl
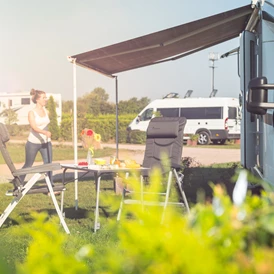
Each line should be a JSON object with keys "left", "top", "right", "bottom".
{"left": 28, "top": 108, "right": 51, "bottom": 144}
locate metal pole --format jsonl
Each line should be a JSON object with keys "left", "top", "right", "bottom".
{"left": 212, "top": 60, "right": 215, "bottom": 94}
{"left": 72, "top": 59, "right": 79, "bottom": 210}
{"left": 115, "top": 76, "right": 119, "bottom": 159}
{"left": 67, "top": 56, "right": 79, "bottom": 210}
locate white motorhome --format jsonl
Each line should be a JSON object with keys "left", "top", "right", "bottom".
{"left": 127, "top": 97, "right": 241, "bottom": 145}
{"left": 239, "top": 0, "right": 274, "bottom": 185}
{"left": 0, "top": 93, "right": 62, "bottom": 125}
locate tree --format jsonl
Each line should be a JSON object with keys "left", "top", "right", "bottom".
{"left": 118, "top": 97, "right": 150, "bottom": 114}
{"left": 47, "top": 96, "right": 60, "bottom": 140}
{"left": 80, "top": 87, "right": 114, "bottom": 115}
{"left": 2, "top": 108, "right": 18, "bottom": 125}
{"left": 62, "top": 100, "right": 73, "bottom": 113}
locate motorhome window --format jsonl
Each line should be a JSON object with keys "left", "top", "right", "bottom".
{"left": 21, "top": 98, "right": 30, "bottom": 105}
{"left": 157, "top": 108, "right": 179, "bottom": 117}
{"left": 181, "top": 107, "right": 222, "bottom": 119}
{"left": 141, "top": 108, "right": 153, "bottom": 121}
{"left": 228, "top": 107, "right": 237, "bottom": 119}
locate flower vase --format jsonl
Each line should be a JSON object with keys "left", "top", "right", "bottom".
{"left": 87, "top": 150, "right": 93, "bottom": 166}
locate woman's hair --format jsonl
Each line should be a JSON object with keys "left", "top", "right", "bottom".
{"left": 30, "top": 89, "right": 45, "bottom": 103}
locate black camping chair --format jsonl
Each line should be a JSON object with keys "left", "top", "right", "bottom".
{"left": 0, "top": 123, "right": 70, "bottom": 234}
{"left": 117, "top": 117, "right": 190, "bottom": 222}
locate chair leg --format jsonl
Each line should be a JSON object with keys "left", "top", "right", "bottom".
{"left": 173, "top": 169, "right": 190, "bottom": 213}
{"left": 45, "top": 175, "right": 70, "bottom": 234}
{"left": 117, "top": 188, "right": 125, "bottom": 221}
{"left": 0, "top": 173, "right": 41, "bottom": 228}
{"left": 161, "top": 170, "right": 173, "bottom": 224}
{"left": 61, "top": 190, "right": 65, "bottom": 218}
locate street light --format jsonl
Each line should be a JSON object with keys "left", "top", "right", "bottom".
{"left": 208, "top": 52, "right": 219, "bottom": 97}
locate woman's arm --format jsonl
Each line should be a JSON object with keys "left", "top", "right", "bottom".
{"left": 28, "top": 110, "right": 51, "bottom": 138}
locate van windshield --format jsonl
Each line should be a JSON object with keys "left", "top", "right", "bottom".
{"left": 140, "top": 108, "right": 154, "bottom": 121}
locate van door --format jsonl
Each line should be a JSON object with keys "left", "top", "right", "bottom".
{"left": 240, "top": 30, "right": 257, "bottom": 169}
{"left": 128, "top": 108, "right": 154, "bottom": 132}
{"left": 227, "top": 106, "right": 241, "bottom": 136}
{"left": 261, "top": 13, "right": 274, "bottom": 183}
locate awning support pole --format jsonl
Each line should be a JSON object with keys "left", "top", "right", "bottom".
{"left": 115, "top": 76, "right": 119, "bottom": 159}
{"left": 68, "top": 56, "right": 79, "bottom": 210}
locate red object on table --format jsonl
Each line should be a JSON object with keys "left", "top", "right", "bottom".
{"left": 78, "top": 162, "right": 88, "bottom": 166}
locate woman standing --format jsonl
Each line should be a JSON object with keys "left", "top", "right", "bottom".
{"left": 20, "top": 89, "right": 54, "bottom": 187}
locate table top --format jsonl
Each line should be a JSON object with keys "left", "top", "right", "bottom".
{"left": 61, "top": 164, "right": 149, "bottom": 174}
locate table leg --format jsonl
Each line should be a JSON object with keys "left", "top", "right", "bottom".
{"left": 94, "top": 174, "right": 101, "bottom": 232}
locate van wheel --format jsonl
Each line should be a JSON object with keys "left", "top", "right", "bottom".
{"left": 198, "top": 131, "right": 210, "bottom": 145}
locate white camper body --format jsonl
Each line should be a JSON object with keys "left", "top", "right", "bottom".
{"left": 0, "top": 93, "right": 62, "bottom": 125}
{"left": 128, "top": 97, "right": 241, "bottom": 145}
{"left": 240, "top": 0, "right": 274, "bottom": 185}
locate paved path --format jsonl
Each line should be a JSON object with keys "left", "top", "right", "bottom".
{"left": 0, "top": 142, "right": 240, "bottom": 183}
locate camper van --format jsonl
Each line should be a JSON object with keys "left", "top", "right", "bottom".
{"left": 0, "top": 93, "right": 62, "bottom": 125}
{"left": 239, "top": 0, "right": 274, "bottom": 185}
{"left": 128, "top": 97, "right": 241, "bottom": 145}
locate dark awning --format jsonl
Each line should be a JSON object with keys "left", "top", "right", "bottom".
{"left": 69, "top": 4, "right": 255, "bottom": 77}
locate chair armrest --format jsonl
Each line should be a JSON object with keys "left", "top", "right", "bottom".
{"left": 13, "top": 163, "right": 61, "bottom": 176}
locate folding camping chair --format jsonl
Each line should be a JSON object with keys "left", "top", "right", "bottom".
{"left": 117, "top": 117, "right": 190, "bottom": 222}
{"left": 0, "top": 123, "right": 70, "bottom": 234}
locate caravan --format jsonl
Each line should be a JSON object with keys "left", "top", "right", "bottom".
{"left": 128, "top": 97, "right": 241, "bottom": 145}
{"left": 239, "top": 0, "right": 274, "bottom": 185}
{"left": 0, "top": 93, "right": 62, "bottom": 125}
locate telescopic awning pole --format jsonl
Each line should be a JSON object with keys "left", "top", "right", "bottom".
{"left": 67, "top": 56, "right": 79, "bottom": 210}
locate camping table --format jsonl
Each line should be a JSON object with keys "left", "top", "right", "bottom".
{"left": 61, "top": 164, "right": 149, "bottom": 232}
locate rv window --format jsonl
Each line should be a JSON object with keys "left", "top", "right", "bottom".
{"left": 157, "top": 108, "right": 179, "bottom": 117}
{"left": 140, "top": 108, "right": 154, "bottom": 121}
{"left": 181, "top": 107, "right": 222, "bottom": 119}
{"left": 21, "top": 98, "right": 31, "bottom": 105}
{"left": 228, "top": 107, "right": 237, "bottom": 119}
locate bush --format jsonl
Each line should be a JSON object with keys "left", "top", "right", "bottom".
{"left": 60, "top": 113, "right": 141, "bottom": 144}
{"left": 127, "top": 130, "right": 146, "bottom": 144}
{"left": 3, "top": 170, "right": 274, "bottom": 273}
{"left": 5, "top": 124, "right": 21, "bottom": 136}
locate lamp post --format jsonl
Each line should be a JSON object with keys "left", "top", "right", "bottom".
{"left": 208, "top": 52, "right": 219, "bottom": 97}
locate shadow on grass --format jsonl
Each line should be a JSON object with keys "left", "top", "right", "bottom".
{"left": 182, "top": 162, "right": 263, "bottom": 205}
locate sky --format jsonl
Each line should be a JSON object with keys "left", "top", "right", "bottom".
{"left": 0, "top": 0, "right": 252, "bottom": 103}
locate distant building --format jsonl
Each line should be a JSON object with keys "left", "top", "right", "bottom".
{"left": 0, "top": 92, "right": 62, "bottom": 125}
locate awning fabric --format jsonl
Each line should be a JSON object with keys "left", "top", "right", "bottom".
{"left": 70, "top": 4, "right": 254, "bottom": 77}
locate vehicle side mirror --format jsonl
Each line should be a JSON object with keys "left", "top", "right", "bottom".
{"left": 247, "top": 76, "right": 274, "bottom": 115}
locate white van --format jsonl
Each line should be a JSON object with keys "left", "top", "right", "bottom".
{"left": 127, "top": 97, "right": 241, "bottom": 145}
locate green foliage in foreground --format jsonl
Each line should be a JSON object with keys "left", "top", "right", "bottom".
{"left": 0, "top": 168, "right": 274, "bottom": 273}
